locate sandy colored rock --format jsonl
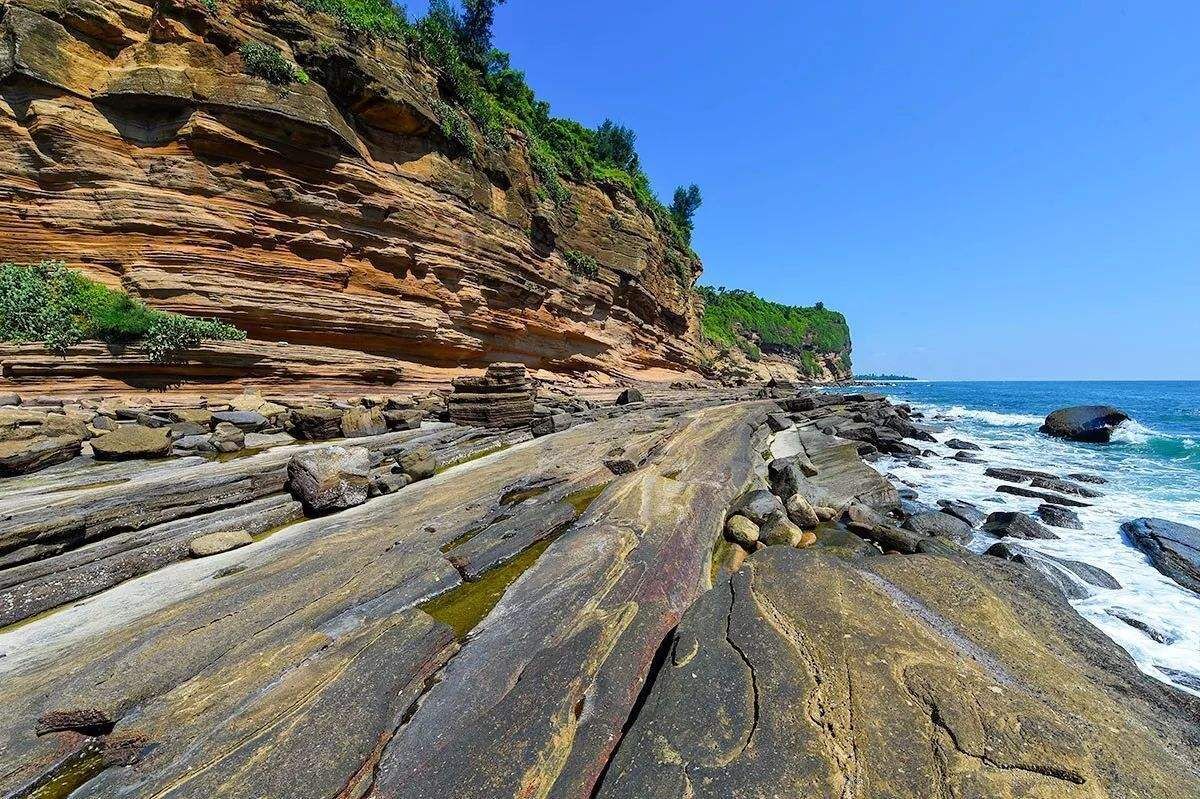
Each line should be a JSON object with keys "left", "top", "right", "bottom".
{"left": 724, "top": 514, "right": 760, "bottom": 547}
{"left": 189, "top": 530, "right": 253, "bottom": 558}
{"left": 287, "top": 446, "right": 371, "bottom": 513}
{"left": 91, "top": 425, "right": 172, "bottom": 461}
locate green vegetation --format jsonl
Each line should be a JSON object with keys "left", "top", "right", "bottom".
{"left": 293, "top": 0, "right": 696, "bottom": 248}
{"left": 697, "top": 285, "right": 851, "bottom": 376}
{"left": 563, "top": 249, "right": 600, "bottom": 279}
{"left": 0, "top": 261, "right": 246, "bottom": 361}
{"left": 239, "top": 42, "right": 309, "bottom": 85}
{"left": 856, "top": 373, "right": 917, "bottom": 381}
{"left": 669, "top": 184, "right": 702, "bottom": 243}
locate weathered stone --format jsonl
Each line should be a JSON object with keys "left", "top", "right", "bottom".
{"left": 1122, "top": 518, "right": 1200, "bottom": 594}
{"left": 945, "top": 437, "right": 982, "bottom": 451}
{"left": 731, "top": 489, "right": 784, "bottom": 526}
{"left": 398, "top": 446, "right": 437, "bottom": 482}
{"left": 91, "top": 425, "right": 172, "bottom": 461}
{"left": 189, "top": 530, "right": 254, "bottom": 558}
{"left": 288, "top": 406, "right": 345, "bottom": 441}
{"left": 530, "top": 413, "right": 572, "bottom": 438}
{"left": 211, "top": 422, "right": 245, "bottom": 453}
{"left": 604, "top": 457, "right": 638, "bottom": 475}
{"left": 0, "top": 435, "right": 83, "bottom": 475}
{"left": 758, "top": 515, "right": 803, "bottom": 547}
{"left": 724, "top": 514, "right": 760, "bottom": 547}
{"left": 341, "top": 406, "right": 387, "bottom": 438}
{"left": 1037, "top": 503, "right": 1083, "bottom": 529}
{"left": 0, "top": 393, "right": 20, "bottom": 406}
{"left": 211, "top": 410, "right": 269, "bottom": 432}
{"left": 986, "top": 542, "right": 1120, "bottom": 598}
{"left": 448, "top": 364, "right": 536, "bottom": 428}
{"left": 383, "top": 409, "right": 423, "bottom": 431}
{"left": 765, "top": 412, "right": 791, "bottom": 432}
{"left": 982, "top": 511, "right": 1059, "bottom": 540}
{"left": 996, "top": 483, "right": 1091, "bottom": 506}
{"left": 984, "top": 466, "right": 1058, "bottom": 483}
{"left": 902, "top": 510, "right": 973, "bottom": 543}
{"left": 616, "top": 387, "right": 645, "bottom": 405}
{"left": 36, "top": 708, "right": 114, "bottom": 737}
{"left": 1030, "top": 475, "right": 1103, "bottom": 498}
{"left": 784, "top": 493, "right": 819, "bottom": 529}
{"left": 287, "top": 446, "right": 371, "bottom": 513}
{"left": 936, "top": 499, "right": 985, "bottom": 527}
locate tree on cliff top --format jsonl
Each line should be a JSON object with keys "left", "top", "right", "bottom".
{"left": 670, "top": 184, "right": 703, "bottom": 241}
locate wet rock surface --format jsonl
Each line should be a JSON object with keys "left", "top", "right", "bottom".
{"left": 1041, "top": 405, "right": 1131, "bottom": 443}
{"left": 1122, "top": 518, "right": 1200, "bottom": 594}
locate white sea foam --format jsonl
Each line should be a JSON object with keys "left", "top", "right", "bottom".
{"left": 881, "top": 404, "right": 1200, "bottom": 696}
{"left": 931, "top": 405, "right": 1045, "bottom": 427}
{"left": 1110, "top": 419, "right": 1157, "bottom": 445}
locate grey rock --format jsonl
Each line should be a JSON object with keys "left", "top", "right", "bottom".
{"left": 1036, "top": 504, "right": 1083, "bottom": 530}
{"left": 945, "top": 438, "right": 982, "bottom": 451}
{"left": 0, "top": 394, "right": 21, "bottom": 407}
{"left": 759, "top": 515, "right": 803, "bottom": 547}
{"left": 902, "top": 511, "right": 973, "bottom": 544}
{"left": 1122, "top": 518, "right": 1200, "bottom": 594}
{"left": 530, "top": 414, "right": 573, "bottom": 438}
{"left": 287, "top": 446, "right": 371, "bottom": 513}
{"left": 1107, "top": 608, "right": 1175, "bottom": 644}
{"left": 211, "top": 410, "right": 269, "bottom": 432}
{"left": 91, "top": 425, "right": 172, "bottom": 461}
{"left": 1030, "top": 476, "right": 1103, "bottom": 498}
{"left": 724, "top": 515, "right": 760, "bottom": 547}
{"left": 615, "top": 387, "right": 644, "bottom": 405}
{"left": 341, "top": 406, "right": 387, "bottom": 438}
{"left": 937, "top": 499, "right": 985, "bottom": 527}
{"left": 982, "top": 511, "right": 1059, "bottom": 540}
{"left": 765, "top": 413, "right": 792, "bottom": 433}
{"left": 1068, "top": 473, "right": 1108, "bottom": 485}
{"left": 288, "top": 406, "right": 345, "bottom": 441}
{"left": 0, "top": 435, "right": 84, "bottom": 475}
{"left": 996, "top": 483, "right": 1091, "bottom": 507}
{"left": 784, "top": 493, "right": 819, "bottom": 529}
{"left": 732, "top": 489, "right": 785, "bottom": 526}
{"left": 383, "top": 409, "right": 423, "bottom": 431}
{"left": 211, "top": 422, "right": 246, "bottom": 453}
{"left": 398, "top": 446, "right": 437, "bottom": 482}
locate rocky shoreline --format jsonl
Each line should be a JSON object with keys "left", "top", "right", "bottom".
{"left": 1, "top": 380, "right": 1198, "bottom": 797}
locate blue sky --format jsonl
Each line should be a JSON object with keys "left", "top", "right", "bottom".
{"left": 410, "top": 1, "right": 1200, "bottom": 379}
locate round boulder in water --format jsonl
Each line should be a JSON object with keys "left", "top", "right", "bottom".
{"left": 1040, "top": 405, "right": 1130, "bottom": 443}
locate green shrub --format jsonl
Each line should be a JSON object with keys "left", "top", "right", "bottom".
{"left": 563, "top": 249, "right": 600, "bottom": 279}
{"left": 432, "top": 99, "right": 475, "bottom": 156}
{"left": 696, "top": 285, "right": 850, "bottom": 375}
{"left": 593, "top": 119, "right": 638, "bottom": 173}
{"left": 298, "top": 0, "right": 408, "bottom": 37}
{"left": 0, "top": 261, "right": 246, "bottom": 360}
{"left": 240, "top": 42, "right": 305, "bottom": 85}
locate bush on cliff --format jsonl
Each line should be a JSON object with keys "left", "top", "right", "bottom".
{"left": 0, "top": 261, "right": 246, "bottom": 360}
{"left": 697, "top": 285, "right": 851, "bottom": 376}
{"left": 240, "top": 42, "right": 309, "bottom": 85}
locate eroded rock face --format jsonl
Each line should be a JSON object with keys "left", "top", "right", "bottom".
{"left": 0, "top": 0, "right": 704, "bottom": 395}
{"left": 596, "top": 548, "right": 1200, "bottom": 798}
{"left": 287, "top": 446, "right": 370, "bottom": 513}
{"left": 1123, "top": 518, "right": 1200, "bottom": 594}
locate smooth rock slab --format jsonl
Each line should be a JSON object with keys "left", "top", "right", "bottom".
{"left": 902, "top": 510, "right": 973, "bottom": 543}
{"left": 982, "top": 511, "right": 1060, "bottom": 540}
{"left": 0, "top": 434, "right": 83, "bottom": 476}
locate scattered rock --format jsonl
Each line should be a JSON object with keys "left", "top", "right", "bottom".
{"left": 937, "top": 499, "right": 985, "bottom": 527}
{"left": 604, "top": 458, "right": 638, "bottom": 475}
{"left": 369, "top": 472, "right": 410, "bottom": 497}
{"left": 902, "top": 511, "right": 973, "bottom": 543}
{"left": 287, "top": 446, "right": 371, "bottom": 513}
{"left": 732, "top": 490, "right": 785, "bottom": 526}
{"left": 211, "top": 410, "right": 269, "bottom": 432}
{"left": 530, "top": 414, "right": 573, "bottom": 438}
{"left": 288, "top": 406, "right": 345, "bottom": 441}
{"left": 398, "top": 446, "right": 437, "bottom": 482}
{"left": 724, "top": 515, "right": 760, "bottom": 547}
{"left": 211, "top": 422, "right": 245, "bottom": 453}
{"left": 91, "top": 425, "right": 172, "bottom": 461}
{"left": 1036, "top": 504, "right": 1083, "bottom": 530}
{"left": 1041, "top": 405, "right": 1130, "bottom": 443}
{"left": 341, "top": 406, "right": 387, "bottom": 438}
{"left": 1068, "top": 473, "right": 1108, "bottom": 485}
{"left": 985, "top": 542, "right": 1119, "bottom": 599}
{"left": 996, "top": 483, "right": 1091, "bottom": 507}
{"left": 1106, "top": 608, "right": 1175, "bottom": 644}
{"left": 984, "top": 466, "right": 1057, "bottom": 483}
{"left": 0, "top": 394, "right": 20, "bottom": 407}
{"left": 1121, "top": 518, "right": 1200, "bottom": 594}
{"left": 616, "top": 388, "right": 644, "bottom": 405}
{"left": 189, "top": 530, "right": 254, "bottom": 558}
{"left": 765, "top": 413, "right": 791, "bottom": 432}
{"left": 0, "top": 435, "right": 84, "bottom": 475}
{"left": 759, "top": 515, "right": 803, "bottom": 547}
{"left": 982, "top": 511, "right": 1059, "bottom": 540}
{"left": 952, "top": 450, "right": 985, "bottom": 463}
{"left": 784, "top": 493, "right": 819, "bottom": 529}
{"left": 1030, "top": 476, "right": 1102, "bottom": 498}
{"left": 383, "top": 409, "right": 424, "bottom": 431}
{"left": 945, "top": 438, "right": 982, "bottom": 451}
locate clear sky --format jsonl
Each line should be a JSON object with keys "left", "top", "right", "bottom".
{"left": 409, "top": 1, "right": 1200, "bottom": 380}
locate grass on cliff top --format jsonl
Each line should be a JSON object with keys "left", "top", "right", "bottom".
{"left": 0, "top": 261, "right": 246, "bottom": 361}
{"left": 697, "top": 285, "right": 851, "bottom": 375}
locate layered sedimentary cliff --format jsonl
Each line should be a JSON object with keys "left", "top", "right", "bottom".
{"left": 0, "top": 0, "right": 705, "bottom": 393}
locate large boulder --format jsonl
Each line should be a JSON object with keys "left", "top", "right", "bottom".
{"left": 288, "top": 407, "right": 345, "bottom": 441}
{"left": 91, "top": 425, "right": 172, "bottom": 461}
{"left": 397, "top": 446, "right": 437, "bottom": 482}
{"left": 986, "top": 541, "right": 1120, "bottom": 599}
{"left": 1122, "top": 518, "right": 1200, "bottom": 594}
{"left": 1037, "top": 503, "right": 1083, "bottom": 530}
{"left": 615, "top": 387, "right": 644, "bottom": 405}
{"left": 287, "top": 446, "right": 371, "bottom": 513}
{"left": 937, "top": 499, "right": 985, "bottom": 527}
{"left": 210, "top": 410, "right": 269, "bottom": 432}
{"left": 1041, "top": 405, "right": 1130, "bottom": 443}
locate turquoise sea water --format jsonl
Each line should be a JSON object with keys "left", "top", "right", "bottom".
{"left": 832, "top": 381, "right": 1200, "bottom": 694}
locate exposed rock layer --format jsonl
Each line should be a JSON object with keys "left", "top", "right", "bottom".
{"left": 0, "top": 0, "right": 705, "bottom": 394}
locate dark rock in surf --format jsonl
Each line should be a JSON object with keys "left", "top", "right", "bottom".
{"left": 902, "top": 511, "right": 973, "bottom": 544}
{"left": 1121, "top": 518, "right": 1200, "bottom": 594}
{"left": 1040, "top": 405, "right": 1130, "bottom": 443}
{"left": 1036, "top": 504, "right": 1083, "bottom": 530}
{"left": 945, "top": 438, "right": 982, "bottom": 451}
{"left": 996, "top": 484, "right": 1090, "bottom": 507}
{"left": 982, "top": 511, "right": 1059, "bottom": 540}
{"left": 937, "top": 499, "right": 985, "bottom": 528}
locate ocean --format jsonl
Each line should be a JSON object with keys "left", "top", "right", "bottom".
{"left": 831, "top": 380, "right": 1200, "bottom": 695}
